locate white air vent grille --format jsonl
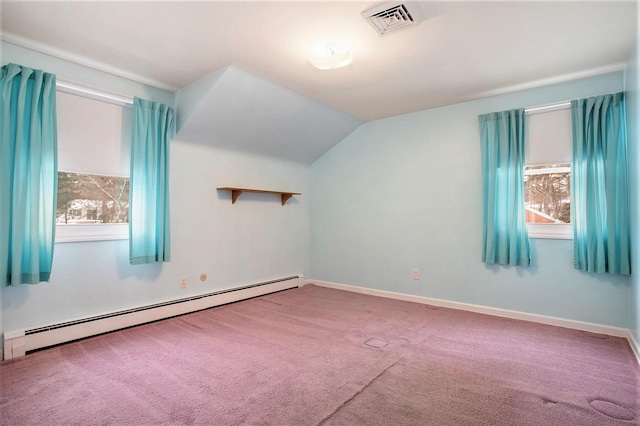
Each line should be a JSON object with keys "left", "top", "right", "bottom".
{"left": 362, "top": 2, "right": 421, "bottom": 36}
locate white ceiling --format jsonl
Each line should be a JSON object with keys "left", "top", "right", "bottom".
{"left": 1, "top": 1, "right": 637, "bottom": 121}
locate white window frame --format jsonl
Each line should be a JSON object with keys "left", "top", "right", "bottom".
{"left": 56, "top": 223, "right": 129, "bottom": 243}
{"left": 524, "top": 165, "right": 572, "bottom": 240}
{"left": 54, "top": 80, "right": 133, "bottom": 243}
{"left": 55, "top": 170, "right": 130, "bottom": 243}
{"left": 527, "top": 223, "right": 572, "bottom": 240}
{"left": 524, "top": 103, "right": 573, "bottom": 240}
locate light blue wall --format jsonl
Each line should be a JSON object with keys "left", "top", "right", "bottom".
{"left": 626, "top": 30, "right": 640, "bottom": 344}
{"left": 1, "top": 45, "right": 310, "bottom": 333}
{"left": 310, "top": 72, "right": 631, "bottom": 328}
{"left": 2, "top": 145, "right": 310, "bottom": 332}
{"left": 2, "top": 41, "right": 636, "bottom": 339}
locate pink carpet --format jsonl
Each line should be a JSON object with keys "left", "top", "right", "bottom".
{"left": 1, "top": 284, "right": 638, "bottom": 425}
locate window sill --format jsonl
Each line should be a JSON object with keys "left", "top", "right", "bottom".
{"left": 55, "top": 223, "right": 128, "bottom": 243}
{"left": 527, "top": 223, "right": 572, "bottom": 240}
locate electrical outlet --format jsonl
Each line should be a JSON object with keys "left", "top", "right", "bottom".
{"left": 413, "top": 268, "right": 420, "bottom": 280}
{"left": 180, "top": 276, "right": 187, "bottom": 289}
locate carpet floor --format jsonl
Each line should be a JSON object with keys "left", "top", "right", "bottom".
{"left": 1, "top": 284, "right": 638, "bottom": 425}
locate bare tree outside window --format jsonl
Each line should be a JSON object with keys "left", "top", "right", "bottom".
{"left": 524, "top": 164, "right": 570, "bottom": 224}
{"left": 57, "top": 172, "right": 129, "bottom": 224}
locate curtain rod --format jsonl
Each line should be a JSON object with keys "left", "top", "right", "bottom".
{"left": 52, "top": 81, "right": 604, "bottom": 114}
{"left": 56, "top": 77, "right": 572, "bottom": 113}
{"left": 524, "top": 101, "right": 571, "bottom": 115}
{"left": 55, "top": 79, "right": 134, "bottom": 106}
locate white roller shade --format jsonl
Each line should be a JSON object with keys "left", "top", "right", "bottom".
{"left": 525, "top": 107, "right": 572, "bottom": 165}
{"left": 57, "top": 91, "right": 131, "bottom": 176}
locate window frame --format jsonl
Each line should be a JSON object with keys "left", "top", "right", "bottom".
{"left": 55, "top": 170, "right": 130, "bottom": 243}
{"left": 524, "top": 164, "right": 572, "bottom": 240}
{"left": 527, "top": 223, "right": 572, "bottom": 240}
{"left": 56, "top": 223, "right": 129, "bottom": 243}
{"left": 54, "top": 83, "right": 132, "bottom": 243}
{"left": 524, "top": 105, "right": 573, "bottom": 240}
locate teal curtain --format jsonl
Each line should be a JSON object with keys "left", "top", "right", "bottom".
{"left": 478, "top": 109, "right": 530, "bottom": 266}
{"left": 571, "top": 92, "right": 630, "bottom": 274}
{"left": 129, "top": 97, "right": 173, "bottom": 265}
{"left": 0, "top": 63, "right": 58, "bottom": 285}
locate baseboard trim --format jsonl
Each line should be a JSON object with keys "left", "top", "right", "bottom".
{"left": 628, "top": 331, "right": 640, "bottom": 364}
{"left": 3, "top": 275, "right": 303, "bottom": 360}
{"left": 305, "top": 279, "right": 639, "bottom": 365}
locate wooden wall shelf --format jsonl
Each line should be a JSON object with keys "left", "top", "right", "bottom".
{"left": 217, "top": 187, "right": 301, "bottom": 205}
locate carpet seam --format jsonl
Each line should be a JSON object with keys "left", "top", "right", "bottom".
{"left": 318, "top": 358, "right": 401, "bottom": 425}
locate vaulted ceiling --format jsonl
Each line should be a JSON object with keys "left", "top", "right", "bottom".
{"left": 175, "top": 65, "right": 364, "bottom": 164}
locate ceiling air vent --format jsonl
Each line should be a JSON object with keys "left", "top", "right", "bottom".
{"left": 362, "top": 2, "right": 421, "bottom": 37}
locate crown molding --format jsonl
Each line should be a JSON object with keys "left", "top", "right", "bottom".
{"left": 2, "top": 32, "right": 177, "bottom": 92}
{"left": 468, "top": 62, "right": 626, "bottom": 102}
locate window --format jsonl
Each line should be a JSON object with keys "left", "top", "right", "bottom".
{"left": 55, "top": 88, "right": 132, "bottom": 242}
{"left": 524, "top": 106, "right": 572, "bottom": 239}
{"left": 57, "top": 172, "right": 129, "bottom": 224}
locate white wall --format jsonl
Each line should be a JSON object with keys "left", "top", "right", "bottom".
{"left": 310, "top": 72, "right": 632, "bottom": 328}
{"left": 1, "top": 45, "right": 310, "bottom": 333}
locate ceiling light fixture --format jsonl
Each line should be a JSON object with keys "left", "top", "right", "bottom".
{"left": 308, "top": 43, "right": 353, "bottom": 70}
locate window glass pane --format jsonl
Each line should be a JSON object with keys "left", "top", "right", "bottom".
{"left": 524, "top": 164, "right": 570, "bottom": 224}
{"left": 57, "top": 172, "right": 129, "bottom": 224}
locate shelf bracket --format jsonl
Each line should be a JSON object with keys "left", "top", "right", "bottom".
{"left": 281, "top": 193, "right": 293, "bottom": 206}
{"left": 231, "top": 189, "right": 243, "bottom": 204}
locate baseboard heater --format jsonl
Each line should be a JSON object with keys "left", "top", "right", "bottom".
{"left": 3, "top": 275, "right": 302, "bottom": 360}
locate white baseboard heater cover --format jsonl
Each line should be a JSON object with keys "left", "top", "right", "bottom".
{"left": 3, "top": 275, "right": 302, "bottom": 360}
